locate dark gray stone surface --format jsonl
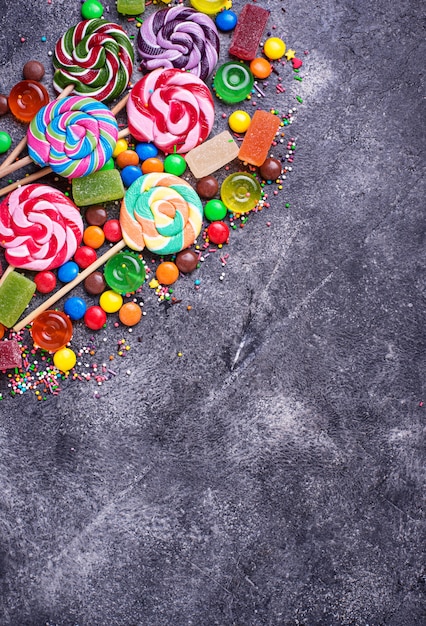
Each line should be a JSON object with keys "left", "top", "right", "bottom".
{"left": 0, "top": 0, "right": 425, "bottom": 624}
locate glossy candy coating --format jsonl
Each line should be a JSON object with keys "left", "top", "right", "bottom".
{"left": 135, "top": 143, "right": 158, "bottom": 161}
{"left": 31, "top": 309, "right": 73, "bottom": 352}
{"left": 84, "top": 270, "right": 106, "bottom": 294}
{"left": 53, "top": 19, "right": 134, "bottom": 102}
{"left": 228, "top": 110, "right": 251, "bottom": 133}
{"left": 83, "top": 225, "right": 105, "bottom": 248}
{"left": 81, "top": 0, "right": 104, "bottom": 20}
{"left": 164, "top": 154, "right": 186, "bottom": 176}
{"left": 175, "top": 249, "right": 198, "bottom": 273}
{"left": 27, "top": 96, "right": 118, "bottom": 178}
{"left": 121, "top": 165, "right": 143, "bottom": 187}
{"left": 0, "top": 95, "right": 10, "bottom": 116}
{"left": 220, "top": 172, "right": 261, "bottom": 213}
{"left": 53, "top": 347, "right": 77, "bottom": 372}
{"left": 73, "top": 245, "right": 97, "bottom": 268}
{"left": 207, "top": 221, "right": 229, "bottom": 244}
{"left": 263, "top": 37, "right": 286, "bottom": 60}
{"left": 8, "top": 80, "right": 49, "bottom": 123}
{"left": 196, "top": 175, "right": 218, "bottom": 199}
{"left": 215, "top": 10, "right": 237, "bottom": 32}
{"left": 116, "top": 150, "right": 139, "bottom": 169}
{"left": 204, "top": 198, "right": 227, "bottom": 221}
{"left": 34, "top": 270, "right": 57, "bottom": 293}
{"left": 84, "top": 305, "right": 107, "bottom": 330}
{"left": 142, "top": 158, "right": 164, "bottom": 174}
{"left": 127, "top": 68, "right": 214, "bottom": 154}
{"left": 259, "top": 157, "right": 282, "bottom": 181}
{"left": 23, "top": 60, "right": 45, "bottom": 81}
{"left": 118, "top": 301, "right": 142, "bottom": 326}
{"left": 104, "top": 251, "right": 146, "bottom": 294}
{"left": 156, "top": 261, "right": 179, "bottom": 285}
{"left": 64, "top": 296, "right": 87, "bottom": 320}
{"left": 213, "top": 62, "right": 254, "bottom": 103}
{"left": 137, "top": 6, "right": 219, "bottom": 81}
{"left": 190, "top": 0, "right": 228, "bottom": 15}
{"left": 249, "top": 57, "right": 272, "bottom": 79}
{"left": 99, "top": 290, "right": 123, "bottom": 313}
{"left": 120, "top": 172, "right": 204, "bottom": 255}
{"left": 0, "top": 184, "right": 83, "bottom": 271}
{"left": 103, "top": 219, "right": 122, "bottom": 242}
{"left": 57, "top": 261, "right": 79, "bottom": 282}
{"left": 85, "top": 205, "right": 107, "bottom": 226}
{"left": 0, "top": 131, "right": 12, "bottom": 154}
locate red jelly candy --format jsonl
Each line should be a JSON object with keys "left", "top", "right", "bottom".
{"left": 8, "top": 80, "right": 49, "bottom": 122}
{"left": 0, "top": 339, "right": 23, "bottom": 370}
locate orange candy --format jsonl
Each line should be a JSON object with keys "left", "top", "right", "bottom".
{"left": 0, "top": 323, "right": 5, "bottom": 340}
{"left": 119, "top": 301, "right": 142, "bottom": 326}
{"left": 249, "top": 57, "right": 272, "bottom": 79}
{"left": 83, "top": 225, "right": 105, "bottom": 249}
{"left": 116, "top": 149, "right": 139, "bottom": 169}
{"left": 142, "top": 157, "right": 164, "bottom": 174}
{"left": 156, "top": 261, "right": 179, "bottom": 285}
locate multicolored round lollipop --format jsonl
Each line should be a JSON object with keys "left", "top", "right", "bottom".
{"left": 0, "top": 184, "right": 83, "bottom": 271}
{"left": 137, "top": 6, "right": 219, "bottom": 81}
{"left": 127, "top": 68, "right": 214, "bottom": 154}
{"left": 27, "top": 96, "right": 118, "bottom": 178}
{"left": 120, "top": 172, "right": 203, "bottom": 255}
{"left": 53, "top": 19, "right": 134, "bottom": 102}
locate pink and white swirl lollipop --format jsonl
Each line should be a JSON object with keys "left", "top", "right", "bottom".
{"left": 127, "top": 68, "right": 215, "bottom": 154}
{"left": 0, "top": 184, "right": 83, "bottom": 271}
{"left": 137, "top": 6, "right": 220, "bottom": 81}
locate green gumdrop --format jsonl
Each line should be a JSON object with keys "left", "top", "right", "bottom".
{"left": 117, "top": 0, "right": 145, "bottom": 15}
{"left": 72, "top": 169, "right": 125, "bottom": 206}
{"left": 0, "top": 271, "right": 36, "bottom": 328}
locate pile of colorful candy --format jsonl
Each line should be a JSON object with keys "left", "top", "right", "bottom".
{"left": 0, "top": 1, "right": 306, "bottom": 398}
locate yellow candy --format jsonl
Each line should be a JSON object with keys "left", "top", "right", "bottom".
{"left": 228, "top": 110, "right": 251, "bottom": 134}
{"left": 99, "top": 290, "right": 124, "bottom": 313}
{"left": 53, "top": 347, "right": 77, "bottom": 372}
{"left": 112, "top": 138, "right": 129, "bottom": 158}
{"left": 263, "top": 37, "right": 286, "bottom": 60}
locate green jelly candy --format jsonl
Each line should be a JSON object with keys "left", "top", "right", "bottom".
{"left": 0, "top": 271, "right": 36, "bottom": 328}
{"left": 72, "top": 169, "right": 125, "bottom": 206}
{"left": 104, "top": 251, "right": 146, "bottom": 294}
{"left": 213, "top": 62, "right": 254, "bottom": 104}
{"left": 117, "top": 0, "right": 145, "bottom": 15}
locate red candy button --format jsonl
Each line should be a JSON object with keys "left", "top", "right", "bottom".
{"left": 84, "top": 305, "right": 107, "bottom": 330}
{"left": 74, "top": 246, "right": 97, "bottom": 269}
{"left": 207, "top": 221, "right": 230, "bottom": 245}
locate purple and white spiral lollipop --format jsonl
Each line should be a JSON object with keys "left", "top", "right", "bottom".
{"left": 137, "top": 6, "right": 220, "bottom": 81}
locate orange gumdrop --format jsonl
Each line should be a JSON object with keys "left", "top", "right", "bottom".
{"left": 118, "top": 302, "right": 142, "bottom": 326}
{"left": 83, "top": 225, "right": 105, "bottom": 249}
{"left": 0, "top": 323, "right": 5, "bottom": 340}
{"left": 116, "top": 149, "right": 139, "bottom": 169}
{"left": 142, "top": 158, "right": 164, "bottom": 174}
{"left": 249, "top": 57, "right": 272, "bottom": 79}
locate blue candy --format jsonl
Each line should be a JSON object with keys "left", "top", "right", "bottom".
{"left": 121, "top": 165, "right": 143, "bottom": 188}
{"left": 57, "top": 261, "right": 79, "bottom": 283}
{"left": 64, "top": 297, "right": 87, "bottom": 320}
{"left": 135, "top": 142, "right": 158, "bottom": 161}
{"left": 215, "top": 10, "right": 238, "bottom": 32}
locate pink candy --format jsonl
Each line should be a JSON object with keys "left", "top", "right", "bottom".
{"left": 127, "top": 68, "right": 215, "bottom": 154}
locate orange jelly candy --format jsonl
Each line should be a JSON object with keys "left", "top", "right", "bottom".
{"left": 8, "top": 80, "right": 49, "bottom": 122}
{"left": 31, "top": 309, "right": 73, "bottom": 352}
{"left": 118, "top": 301, "right": 142, "bottom": 326}
{"left": 156, "top": 261, "right": 179, "bottom": 285}
{"left": 238, "top": 109, "right": 281, "bottom": 167}
{"left": 116, "top": 149, "right": 140, "bottom": 169}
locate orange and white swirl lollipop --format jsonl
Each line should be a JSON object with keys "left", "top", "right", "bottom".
{"left": 0, "top": 184, "right": 83, "bottom": 271}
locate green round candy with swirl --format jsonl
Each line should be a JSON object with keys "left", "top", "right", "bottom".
{"left": 53, "top": 19, "right": 134, "bottom": 103}
{"left": 213, "top": 62, "right": 254, "bottom": 104}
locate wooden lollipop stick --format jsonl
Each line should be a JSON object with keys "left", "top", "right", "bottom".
{"left": 0, "top": 127, "right": 130, "bottom": 198}
{"left": 0, "top": 91, "right": 130, "bottom": 180}
{"left": 0, "top": 84, "right": 75, "bottom": 173}
{"left": 0, "top": 263, "right": 16, "bottom": 289}
{"left": 13, "top": 239, "right": 127, "bottom": 333}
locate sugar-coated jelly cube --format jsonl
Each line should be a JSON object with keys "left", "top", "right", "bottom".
{"left": 72, "top": 169, "right": 125, "bottom": 206}
{"left": 238, "top": 110, "right": 281, "bottom": 167}
{"left": 185, "top": 131, "right": 239, "bottom": 179}
{"left": 229, "top": 4, "right": 270, "bottom": 61}
{"left": 0, "top": 271, "right": 36, "bottom": 328}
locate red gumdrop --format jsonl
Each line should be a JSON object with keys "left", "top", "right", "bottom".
{"left": 103, "top": 219, "right": 122, "bottom": 243}
{"left": 74, "top": 246, "right": 97, "bottom": 269}
{"left": 34, "top": 270, "right": 57, "bottom": 294}
{"left": 292, "top": 58, "right": 303, "bottom": 69}
{"left": 207, "top": 221, "right": 230, "bottom": 245}
{"left": 84, "top": 305, "right": 107, "bottom": 330}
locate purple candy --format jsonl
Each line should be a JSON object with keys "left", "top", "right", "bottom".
{"left": 137, "top": 6, "right": 220, "bottom": 81}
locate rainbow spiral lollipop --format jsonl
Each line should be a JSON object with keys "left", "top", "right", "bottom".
{"left": 120, "top": 173, "right": 204, "bottom": 255}
{"left": 137, "top": 6, "right": 220, "bottom": 81}
{"left": 0, "top": 184, "right": 83, "bottom": 271}
{"left": 53, "top": 19, "right": 134, "bottom": 102}
{"left": 27, "top": 96, "right": 118, "bottom": 179}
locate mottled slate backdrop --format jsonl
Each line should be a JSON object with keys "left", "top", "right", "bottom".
{"left": 0, "top": 1, "right": 424, "bottom": 625}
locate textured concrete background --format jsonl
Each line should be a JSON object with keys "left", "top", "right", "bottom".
{"left": 0, "top": 0, "right": 425, "bottom": 625}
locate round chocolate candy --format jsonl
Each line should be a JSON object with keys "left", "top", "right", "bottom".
{"left": 259, "top": 157, "right": 282, "bottom": 181}
{"left": 196, "top": 175, "right": 219, "bottom": 199}
{"left": 84, "top": 271, "right": 106, "bottom": 295}
{"left": 0, "top": 95, "right": 9, "bottom": 116}
{"left": 175, "top": 249, "right": 199, "bottom": 273}
{"left": 85, "top": 205, "right": 108, "bottom": 227}
{"left": 23, "top": 60, "right": 45, "bottom": 81}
